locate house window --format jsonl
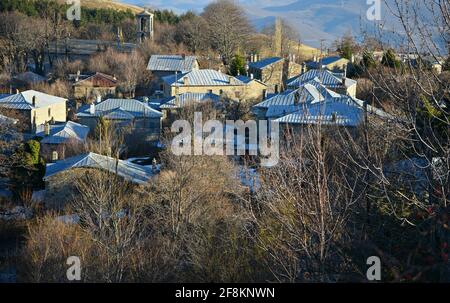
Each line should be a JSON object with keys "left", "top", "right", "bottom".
{"left": 219, "top": 89, "right": 223, "bottom": 95}
{"left": 235, "top": 91, "right": 241, "bottom": 98}
{"left": 208, "top": 89, "right": 213, "bottom": 94}
{"left": 52, "top": 151, "right": 59, "bottom": 162}
{"left": 331, "top": 112, "right": 337, "bottom": 122}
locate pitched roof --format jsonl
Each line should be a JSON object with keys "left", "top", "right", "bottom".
{"left": 249, "top": 57, "right": 283, "bottom": 69}
{"left": 147, "top": 55, "right": 197, "bottom": 72}
{"left": 162, "top": 69, "right": 244, "bottom": 87}
{"left": 275, "top": 99, "right": 365, "bottom": 126}
{"left": 287, "top": 69, "right": 356, "bottom": 89}
{"left": 235, "top": 75, "right": 268, "bottom": 86}
{"left": 13, "top": 71, "right": 46, "bottom": 84}
{"left": 77, "top": 98, "right": 162, "bottom": 119}
{"left": 44, "top": 152, "right": 155, "bottom": 185}
{"left": 137, "top": 9, "right": 154, "bottom": 16}
{"left": 275, "top": 95, "right": 392, "bottom": 126}
{"left": 160, "top": 92, "right": 220, "bottom": 109}
{"left": 254, "top": 80, "right": 341, "bottom": 118}
{"left": 36, "top": 121, "right": 89, "bottom": 144}
{"left": 306, "top": 56, "right": 349, "bottom": 69}
{"left": 73, "top": 72, "right": 117, "bottom": 87}
{"left": 0, "top": 90, "right": 67, "bottom": 110}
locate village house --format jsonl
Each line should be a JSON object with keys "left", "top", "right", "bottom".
{"left": 72, "top": 72, "right": 118, "bottom": 102}
{"left": 162, "top": 69, "right": 267, "bottom": 101}
{"left": 286, "top": 69, "right": 358, "bottom": 97}
{"left": 147, "top": 54, "right": 199, "bottom": 92}
{"left": 0, "top": 90, "right": 67, "bottom": 132}
{"left": 76, "top": 98, "right": 163, "bottom": 154}
{"left": 248, "top": 57, "right": 302, "bottom": 93}
{"left": 158, "top": 92, "right": 221, "bottom": 119}
{"left": 43, "top": 152, "right": 157, "bottom": 209}
{"left": 35, "top": 121, "right": 90, "bottom": 162}
{"left": 252, "top": 79, "right": 392, "bottom": 137}
{"left": 12, "top": 71, "right": 47, "bottom": 89}
{"left": 306, "top": 56, "right": 350, "bottom": 72}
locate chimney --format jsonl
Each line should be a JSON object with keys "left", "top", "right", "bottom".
{"left": 183, "top": 76, "right": 189, "bottom": 85}
{"left": 96, "top": 95, "right": 102, "bottom": 103}
{"left": 32, "top": 95, "right": 36, "bottom": 107}
{"left": 113, "top": 74, "right": 117, "bottom": 81}
{"left": 75, "top": 70, "right": 80, "bottom": 82}
{"left": 90, "top": 103, "right": 95, "bottom": 115}
{"left": 181, "top": 53, "right": 186, "bottom": 60}
{"left": 16, "top": 89, "right": 19, "bottom": 94}
{"left": 343, "top": 64, "right": 347, "bottom": 78}
{"left": 228, "top": 76, "right": 234, "bottom": 84}
{"left": 44, "top": 121, "right": 50, "bottom": 136}
{"left": 301, "top": 62, "right": 306, "bottom": 74}
{"left": 250, "top": 73, "right": 254, "bottom": 80}
{"left": 313, "top": 55, "right": 318, "bottom": 62}
{"left": 251, "top": 54, "right": 255, "bottom": 63}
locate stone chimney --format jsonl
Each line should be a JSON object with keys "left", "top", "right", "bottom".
{"left": 181, "top": 53, "right": 186, "bottom": 60}
{"left": 96, "top": 95, "right": 102, "bottom": 103}
{"left": 183, "top": 76, "right": 189, "bottom": 86}
{"left": 15, "top": 89, "right": 19, "bottom": 94}
{"left": 75, "top": 70, "right": 80, "bottom": 82}
{"left": 228, "top": 76, "right": 234, "bottom": 84}
{"left": 301, "top": 62, "right": 307, "bottom": 74}
{"left": 44, "top": 121, "right": 50, "bottom": 136}
{"left": 250, "top": 73, "right": 254, "bottom": 80}
{"left": 90, "top": 103, "right": 95, "bottom": 115}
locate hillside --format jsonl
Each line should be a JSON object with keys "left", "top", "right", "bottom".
{"left": 60, "top": 0, "right": 143, "bottom": 13}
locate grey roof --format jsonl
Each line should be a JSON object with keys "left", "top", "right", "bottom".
{"left": 44, "top": 152, "right": 155, "bottom": 185}
{"left": 160, "top": 92, "right": 220, "bottom": 109}
{"left": 287, "top": 70, "right": 356, "bottom": 89}
{"left": 249, "top": 57, "right": 283, "bottom": 70}
{"left": 137, "top": 9, "right": 154, "bottom": 16}
{"left": 254, "top": 80, "right": 341, "bottom": 118}
{"left": 275, "top": 99, "right": 365, "bottom": 127}
{"left": 0, "top": 94, "right": 11, "bottom": 99}
{"left": 306, "top": 56, "right": 348, "bottom": 69}
{"left": 36, "top": 121, "right": 89, "bottom": 144}
{"left": 77, "top": 98, "right": 162, "bottom": 119}
{"left": 147, "top": 55, "right": 197, "bottom": 72}
{"left": 13, "top": 71, "right": 46, "bottom": 84}
{"left": 162, "top": 69, "right": 244, "bottom": 87}
{"left": 275, "top": 95, "right": 392, "bottom": 126}
{"left": 235, "top": 75, "right": 268, "bottom": 86}
{"left": 0, "top": 90, "right": 67, "bottom": 110}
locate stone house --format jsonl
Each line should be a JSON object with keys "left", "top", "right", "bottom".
{"left": 0, "top": 90, "right": 67, "bottom": 132}
{"left": 76, "top": 98, "right": 163, "bottom": 154}
{"left": 162, "top": 69, "right": 267, "bottom": 102}
{"left": 248, "top": 57, "right": 302, "bottom": 94}
{"left": 286, "top": 69, "right": 357, "bottom": 98}
{"left": 72, "top": 72, "right": 118, "bottom": 101}
{"left": 35, "top": 121, "right": 89, "bottom": 162}
{"left": 147, "top": 55, "right": 199, "bottom": 92}
{"left": 306, "top": 56, "right": 350, "bottom": 72}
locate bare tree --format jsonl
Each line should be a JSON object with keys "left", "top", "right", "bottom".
{"left": 202, "top": 0, "right": 253, "bottom": 65}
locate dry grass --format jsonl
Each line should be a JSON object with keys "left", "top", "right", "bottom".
{"left": 55, "top": 0, "right": 143, "bottom": 13}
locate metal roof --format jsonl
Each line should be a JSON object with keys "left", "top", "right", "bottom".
{"left": 147, "top": 55, "right": 197, "bottom": 72}
{"left": 306, "top": 56, "right": 348, "bottom": 69}
{"left": 275, "top": 100, "right": 365, "bottom": 127}
{"left": 13, "top": 71, "right": 46, "bottom": 84}
{"left": 254, "top": 80, "right": 341, "bottom": 118}
{"left": 163, "top": 69, "right": 245, "bottom": 87}
{"left": 160, "top": 92, "right": 220, "bottom": 109}
{"left": 77, "top": 98, "right": 162, "bottom": 119}
{"left": 0, "top": 90, "right": 67, "bottom": 110}
{"left": 249, "top": 57, "right": 283, "bottom": 69}
{"left": 36, "top": 121, "right": 89, "bottom": 144}
{"left": 287, "top": 70, "right": 352, "bottom": 89}
{"left": 44, "top": 152, "right": 155, "bottom": 185}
